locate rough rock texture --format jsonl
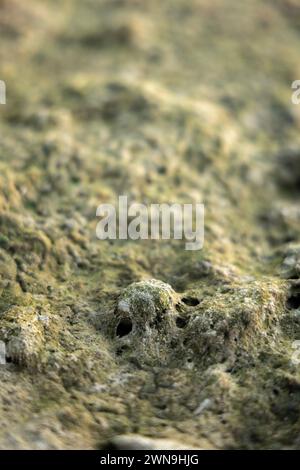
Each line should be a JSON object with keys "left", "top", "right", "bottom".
{"left": 0, "top": 0, "right": 300, "bottom": 450}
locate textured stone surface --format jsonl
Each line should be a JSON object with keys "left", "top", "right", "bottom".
{"left": 0, "top": 0, "right": 300, "bottom": 450}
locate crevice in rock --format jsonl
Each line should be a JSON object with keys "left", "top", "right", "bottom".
{"left": 116, "top": 317, "right": 133, "bottom": 337}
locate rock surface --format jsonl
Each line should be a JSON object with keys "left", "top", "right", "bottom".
{"left": 0, "top": 0, "right": 300, "bottom": 450}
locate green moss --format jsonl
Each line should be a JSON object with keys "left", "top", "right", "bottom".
{"left": 0, "top": 0, "right": 300, "bottom": 450}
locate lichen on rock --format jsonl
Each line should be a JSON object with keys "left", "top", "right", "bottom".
{"left": 112, "top": 279, "right": 182, "bottom": 365}
{"left": 1, "top": 0, "right": 300, "bottom": 451}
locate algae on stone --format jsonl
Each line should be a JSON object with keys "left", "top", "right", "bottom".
{"left": 0, "top": 0, "right": 300, "bottom": 450}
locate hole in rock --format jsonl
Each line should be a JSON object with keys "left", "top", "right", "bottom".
{"left": 182, "top": 296, "right": 200, "bottom": 306}
{"left": 116, "top": 345, "right": 130, "bottom": 356}
{"left": 176, "top": 316, "right": 188, "bottom": 328}
{"left": 116, "top": 317, "right": 133, "bottom": 337}
{"left": 287, "top": 292, "right": 300, "bottom": 310}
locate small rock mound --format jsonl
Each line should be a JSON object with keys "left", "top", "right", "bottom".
{"left": 112, "top": 279, "right": 183, "bottom": 365}
{"left": 106, "top": 433, "right": 202, "bottom": 450}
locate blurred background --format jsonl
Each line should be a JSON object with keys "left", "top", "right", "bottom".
{"left": 1, "top": 0, "right": 300, "bottom": 450}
